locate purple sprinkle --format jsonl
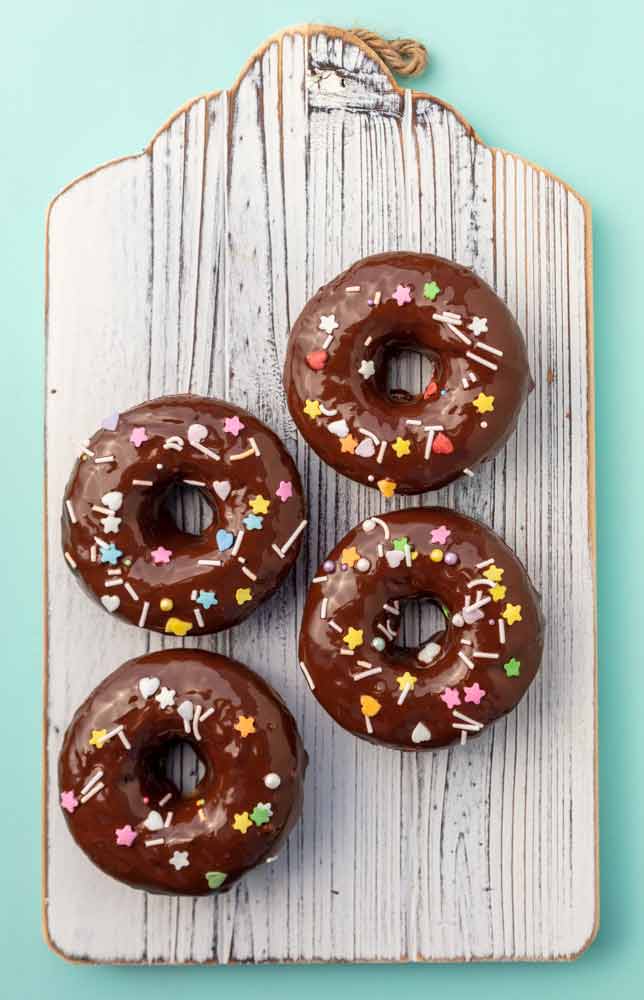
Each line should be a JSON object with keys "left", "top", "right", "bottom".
{"left": 367, "top": 299, "right": 375, "bottom": 307}
{"left": 340, "top": 563, "right": 348, "bottom": 571}
{"left": 322, "top": 560, "right": 336, "bottom": 574}
{"left": 444, "top": 551, "right": 458, "bottom": 566}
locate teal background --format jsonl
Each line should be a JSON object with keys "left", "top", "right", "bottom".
{"left": 1, "top": 0, "right": 642, "bottom": 996}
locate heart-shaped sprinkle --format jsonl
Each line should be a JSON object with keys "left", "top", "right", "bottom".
{"left": 101, "top": 412, "right": 119, "bottom": 431}
{"left": 355, "top": 437, "right": 376, "bottom": 458}
{"left": 143, "top": 810, "right": 164, "bottom": 832}
{"left": 432, "top": 432, "right": 454, "bottom": 455}
{"left": 101, "top": 491, "right": 123, "bottom": 512}
{"left": 178, "top": 700, "right": 194, "bottom": 722}
{"left": 205, "top": 871, "right": 227, "bottom": 890}
{"left": 188, "top": 423, "right": 208, "bottom": 446}
{"left": 100, "top": 594, "right": 120, "bottom": 613}
{"left": 215, "top": 528, "right": 234, "bottom": 552}
{"left": 411, "top": 722, "right": 432, "bottom": 744}
{"left": 306, "top": 349, "right": 328, "bottom": 371}
{"left": 327, "top": 418, "right": 349, "bottom": 438}
{"left": 423, "top": 381, "right": 438, "bottom": 400}
{"left": 463, "top": 606, "right": 485, "bottom": 625}
{"left": 139, "top": 676, "right": 160, "bottom": 699}
{"left": 385, "top": 549, "right": 405, "bottom": 569}
{"left": 417, "top": 641, "right": 441, "bottom": 665}
{"left": 213, "top": 480, "right": 231, "bottom": 501}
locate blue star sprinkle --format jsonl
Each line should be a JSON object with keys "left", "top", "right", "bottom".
{"left": 243, "top": 513, "right": 264, "bottom": 531}
{"left": 196, "top": 590, "right": 218, "bottom": 609}
{"left": 100, "top": 543, "right": 123, "bottom": 565}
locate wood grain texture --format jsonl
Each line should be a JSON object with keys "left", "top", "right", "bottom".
{"left": 44, "top": 25, "right": 597, "bottom": 964}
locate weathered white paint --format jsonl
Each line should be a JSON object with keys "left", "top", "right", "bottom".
{"left": 44, "top": 26, "right": 597, "bottom": 964}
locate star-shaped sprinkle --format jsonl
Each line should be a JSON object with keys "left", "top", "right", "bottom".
{"left": 243, "top": 513, "right": 264, "bottom": 531}
{"left": 463, "top": 682, "right": 486, "bottom": 705}
{"left": 151, "top": 546, "right": 172, "bottom": 565}
{"left": 392, "top": 436, "right": 411, "bottom": 458}
{"left": 358, "top": 359, "right": 376, "bottom": 379}
{"left": 377, "top": 478, "right": 397, "bottom": 498}
{"left": 196, "top": 590, "right": 218, "bottom": 609}
{"left": 392, "top": 284, "right": 412, "bottom": 306}
{"left": 155, "top": 686, "right": 176, "bottom": 709}
{"left": 489, "top": 584, "right": 507, "bottom": 602}
{"left": 223, "top": 415, "right": 245, "bottom": 436}
{"left": 89, "top": 729, "right": 107, "bottom": 748}
{"left": 303, "top": 399, "right": 322, "bottom": 419}
{"left": 276, "top": 480, "right": 293, "bottom": 502}
{"left": 129, "top": 426, "right": 149, "bottom": 447}
{"left": 343, "top": 627, "right": 364, "bottom": 650}
{"left": 100, "top": 543, "right": 122, "bottom": 565}
{"left": 60, "top": 790, "right": 78, "bottom": 813}
{"left": 501, "top": 603, "right": 522, "bottom": 626}
{"left": 205, "top": 871, "right": 227, "bottom": 889}
{"left": 472, "top": 392, "right": 495, "bottom": 415}
{"left": 232, "top": 812, "right": 253, "bottom": 834}
{"left": 423, "top": 281, "right": 441, "bottom": 300}
{"left": 165, "top": 617, "right": 192, "bottom": 636}
{"left": 483, "top": 564, "right": 504, "bottom": 582}
{"left": 169, "top": 850, "right": 190, "bottom": 871}
{"left": 430, "top": 525, "right": 451, "bottom": 545}
{"left": 340, "top": 433, "right": 358, "bottom": 454}
{"left": 504, "top": 657, "right": 521, "bottom": 677}
{"left": 250, "top": 802, "right": 273, "bottom": 826}
{"left": 100, "top": 514, "right": 122, "bottom": 535}
{"left": 341, "top": 546, "right": 360, "bottom": 568}
{"left": 249, "top": 495, "right": 270, "bottom": 515}
{"left": 115, "top": 824, "right": 137, "bottom": 846}
{"left": 468, "top": 316, "right": 488, "bottom": 336}
{"left": 235, "top": 587, "right": 252, "bottom": 606}
{"left": 392, "top": 536, "right": 410, "bottom": 552}
{"left": 396, "top": 671, "right": 418, "bottom": 692}
{"left": 319, "top": 313, "right": 339, "bottom": 334}
{"left": 440, "top": 687, "right": 461, "bottom": 709}
{"left": 234, "top": 715, "right": 256, "bottom": 738}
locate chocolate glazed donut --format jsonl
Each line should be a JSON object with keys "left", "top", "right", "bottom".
{"left": 62, "top": 394, "right": 307, "bottom": 635}
{"left": 58, "top": 649, "right": 307, "bottom": 895}
{"left": 284, "top": 252, "right": 532, "bottom": 496}
{"left": 298, "top": 508, "right": 543, "bottom": 750}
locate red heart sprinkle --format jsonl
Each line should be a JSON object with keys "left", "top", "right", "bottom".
{"left": 423, "top": 380, "right": 438, "bottom": 399}
{"left": 306, "top": 349, "right": 328, "bottom": 371}
{"left": 432, "top": 432, "right": 454, "bottom": 455}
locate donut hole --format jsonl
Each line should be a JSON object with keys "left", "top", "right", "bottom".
{"left": 161, "top": 481, "right": 215, "bottom": 537}
{"left": 145, "top": 737, "right": 207, "bottom": 799}
{"left": 381, "top": 344, "right": 437, "bottom": 404}
{"left": 395, "top": 595, "right": 448, "bottom": 660}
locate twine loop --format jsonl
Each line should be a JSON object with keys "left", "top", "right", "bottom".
{"left": 353, "top": 28, "right": 428, "bottom": 77}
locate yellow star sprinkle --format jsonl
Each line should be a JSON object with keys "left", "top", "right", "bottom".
{"left": 303, "top": 399, "right": 322, "bottom": 419}
{"left": 249, "top": 495, "right": 270, "bottom": 515}
{"left": 232, "top": 812, "right": 253, "bottom": 834}
{"left": 392, "top": 436, "right": 411, "bottom": 458}
{"left": 472, "top": 392, "right": 495, "bottom": 414}
{"left": 341, "top": 546, "right": 360, "bottom": 568}
{"left": 377, "top": 478, "right": 397, "bottom": 498}
{"left": 501, "top": 603, "right": 523, "bottom": 626}
{"left": 235, "top": 587, "right": 252, "bottom": 605}
{"left": 339, "top": 433, "right": 358, "bottom": 454}
{"left": 164, "top": 617, "right": 193, "bottom": 636}
{"left": 343, "top": 627, "right": 364, "bottom": 650}
{"left": 489, "top": 584, "right": 507, "bottom": 603}
{"left": 483, "top": 564, "right": 504, "bottom": 583}
{"left": 234, "top": 715, "right": 256, "bottom": 738}
{"left": 89, "top": 729, "right": 107, "bottom": 749}
{"left": 396, "top": 671, "right": 418, "bottom": 691}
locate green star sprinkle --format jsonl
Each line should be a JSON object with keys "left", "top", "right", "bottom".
{"left": 503, "top": 657, "right": 521, "bottom": 678}
{"left": 250, "top": 804, "right": 272, "bottom": 826}
{"left": 205, "top": 871, "right": 227, "bottom": 890}
{"left": 423, "top": 281, "right": 440, "bottom": 301}
{"left": 392, "top": 536, "right": 410, "bottom": 552}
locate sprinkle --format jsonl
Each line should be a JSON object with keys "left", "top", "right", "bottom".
{"left": 464, "top": 682, "right": 486, "bottom": 704}
{"left": 280, "top": 519, "right": 307, "bottom": 554}
{"left": 90, "top": 545, "right": 96, "bottom": 562}
{"left": 320, "top": 598, "right": 328, "bottom": 620}
{"left": 364, "top": 336, "right": 373, "bottom": 346}
{"left": 498, "top": 618, "right": 506, "bottom": 643}
{"left": 138, "top": 601, "right": 150, "bottom": 628}
{"left": 376, "top": 441, "right": 387, "bottom": 464}
{"left": 198, "top": 559, "right": 222, "bottom": 566}
{"left": 234, "top": 715, "right": 256, "bottom": 738}
{"left": 194, "top": 607, "right": 205, "bottom": 628}
{"left": 264, "top": 772, "right": 281, "bottom": 789}
{"left": 501, "top": 603, "right": 523, "bottom": 626}
{"left": 392, "top": 436, "right": 411, "bottom": 458}
{"left": 340, "top": 648, "right": 355, "bottom": 656}
{"left": 423, "top": 281, "right": 440, "bottom": 300}
{"left": 117, "top": 730, "right": 131, "bottom": 750}
{"left": 351, "top": 666, "right": 382, "bottom": 681}
{"left": 299, "top": 660, "right": 315, "bottom": 689}
{"left": 164, "top": 812, "right": 174, "bottom": 828}
{"left": 392, "top": 284, "right": 412, "bottom": 306}
{"left": 343, "top": 627, "right": 364, "bottom": 650}
{"left": 235, "top": 587, "right": 252, "bottom": 606}
{"left": 159, "top": 793, "right": 172, "bottom": 807}
{"left": 468, "top": 316, "right": 488, "bottom": 336}
{"left": 276, "top": 480, "right": 293, "bottom": 502}
{"left": 476, "top": 558, "right": 494, "bottom": 569}
{"left": 132, "top": 479, "right": 154, "bottom": 486}
{"left": 423, "top": 425, "right": 443, "bottom": 460}
{"left": 467, "top": 578, "right": 495, "bottom": 589}
{"left": 440, "top": 687, "right": 461, "bottom": 709}
{"left": 272, "top": 543, "right": 285, "bottom": 559}
{"left": 382, "top": 602, "right": 400, "bottom": 615}
{"left": 183, "top": 479, "right": 206, "bottom": 487}
{"left": 80, "top": 445, "right": 94, "bottom": 457}
{"left": 200, "top": 707, "right": 215, "bottom": 723}
{"left": 192, "top": 704, "right": 203, "bottom": 741}
{"left": 358, "top": 426, "right": 380, "bottom": 444}
{"left": 312, "top": 575, "right": 327, "bottom": 583}
{"left": 460, "top": 638, "right": 473, "bottom": 646}
{"left": 396, "top": 672, "right": 417, "bottom": 705}
{"left": 477, "top": 341, "right": 504, "bottom": 357}
{"left": 452, "top": 709, "right": 483, "bottom": 730}
{"left": 473, "top": 651, "right": 499, "bottom": 660}
{"left": 358, "top": 359, "right": 376, "bottom": 379}
{"left": 377, "top": 478, "right": 396, "bottom": 498}
{"left": 319, "top": 313, "right": 339, "bottom": 334}
{"left": 328, "top": 620, "right": 343, "bottom": 633}
{"left": 377, "top": 621, "right": 397, "bottom": 641}
{"left": 150, "top": 546, "right": 172, "bottom": 565}
{"left": 322, "top": 334, "right": 334, "bottom": 350}
{"left": 228, "top": 529, "right": 244, "bottom": 556}
{"left": 60, "top": 790, "right": 79, "bottom": 813}
{"left": 249, "top": 436, "right": 261, "bottom": 456}
{"left": 472, "top": 392, "right": 495, "bottom": 414}
{"left": 346, "top": 285, "right": 361, "bottom": 292}
{"left": 374, "top": 291, "right": 382, "bottom": 306}
{"left": 250, "top": 803, "right": 273, "bottom": 826}
{"left": 377, "top": 543, "right": 384, "bottom": 557}
{"left": 145, "top": 838, "right": 164, "bottom": 847}
{"left": 457, "top": 650, "right": 475, "bottom": 670}
{"left": 360, "top": 695, "right": 381, "bottom": 733}
{"left": 104, "top": 577, "right": 123, "bottom": 587}
{"left": 230, "top": 445, "right": 256, "bottom": 461}
{"left": 94, "top": 455, "right": 115, "bottom": 464}
{"left": 115, "top": 824, "right": 137, "bottom": 846}
{"left": 122, "top": 582, "right": 138, "bottom": 602}
{"left": 504, "top": 657, "right": 521, "bottom": 677}
{"left": 447, "top": 323, "right": 472, "bottom": 346}
{"left": 80, "top": 781, "right": 105, "bottom": 804}
{"left": 80, "top": 770, "right": 104, "bottom": 796}
{"left": 65, "top": 499, "right": 77, "bottom": 524}
{"left": 241, "top": 565, "right": 257, "bottom": 582}
{"left": 404, "top": 544, "right": 413, "bottom": 567}
{"left": 64, "top": 552, "right": 77, "bottom": 570}
{"left": 463, "top": 468, "right": 475, "bottom": 477}
{"left": 466, "top": 350, "right": 498, "bottom": 372}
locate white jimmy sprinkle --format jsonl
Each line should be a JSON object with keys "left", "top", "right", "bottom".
{"left": 194, "top": 608, "right": 205, "bottom": 629}
{"left": 312, "top": 575, "right": 328, "bottom": 584}
{"left": 230, "top": 445, "right": 256, "bottom": 461}
{"left": 280, "top": 520, "right": 307, "bottom": 554}
{"left": 200, "top": 707, "right": 215, "bottom": 723}
{"left": 352, "top": 666, "right": 382, "bottom": 681}
{"left": 94, "top": 456, "right": 115, "bottom": 464}
{"left": 320, "top": 598, "right": 328, "bottom": 620}
{"left": 182, "top": 479, "right": 206, "bottom": 487}
{"left": 65, "top": 499, "right": 77, "bottom": 524}
{"left": 159, "top": 793, "right": 172, "bottom": 807}
{"left": 118, "top": 730, "right": 131, "bottom": 750}
{"left": 80, "top": 770, "right": 104, "bottom": 797}
{"left": 371, "top": 516, "right": 391, "bottom": 540}
{"left": 463, "top": 468, "right": 475, "bottom": 477}
{"left": 447, "top": 323, "right": 472, "bottom": 346}
{"left": 476, "top": 557, "right": 495, "bottom": 569}
{"left": 328, "top": 620, "right": 343, "bottom": 633}
{"left": 80, "top": 782, "right": 105, "bottom": 804}
{"left": 452, "top": 709, "right": 483, "bottom": 729}
{"left": 340, "top": 649, "right": 355, "bottom": 656}
{"left": 473, "top": 651, "right": 500, "bottom": 660}
{"left": 357, "top": 427, "right": 380, "bottom": 443}
{"left": 90, "top": 545, "right": 97, "bottom": 562}
{"left": 299, "top": 660, "right": 315, "bottom": 690}
{"left": 124, "top": 582, "right": 139, "bottom": 601}
{"left": 164, "top": 811, "right": 174, "bottom": 828}
{"left": 467, "top": 578, "right": 495, "bottom": 589}
{"left": 231, "top": 530, "right": 245, "bottom": 556}
{"left": 405, "top": 418, "right": 423, "bottom": 426}
{"left": 80, "top": 445, "right": 94, "bottom": 458}
{"left": 320, "top": 404, "right": 338, "bottom": 416}
{"left": 197, "top": 559, "right": 222, "bottom": 566}
{"left": 376, "top": 441, "right": 387, "bottom": 464}
{"left": 477, "top": 341, "right": 504, "bottom": 357}
{"left": 498, "top": 618, "right": 506, "bottom": 643}
{"left": 383, "top": 602, "right": 400, "bottom": 615}
{"left": 64, "top": 552, "right": 77, "bottom": 570}
{"left": 346, "top": 285, "right": 361, "bottom": 292}
{"left": 322, "top": 334, "right": 334, "bottom": 350}
{"left": 138, "top": 601, "right": 150, "bottom": 628}
{"left": 132, "top": 479, "right": 154, "bottom": 486}
{"left": 466, "top": 350, "right": 498, "bottom": 372}
{"left": 104, "top": 578, "right": 123, "bottom": 587}
{"left": 457, "top": 650, "right": 474, "bottom": 671}
{"left": 249, "top": 437, "right": 261, "bottom": 457}
{"left": 378, "top": 621, "right": 397, "bottom": 641}
{"left": 272, "top": 543, "right": 285, "bottom": 559}
{"left": 192, "top": 704, "right": 203, "bottom": 742}
{"left": 241, "top": 565, "right": 257, "bottom": 581}
{"left": 373, "top": 291, "right": 382, "bottom": 305}
{"left": 145, "top": 838, "right": 164, "bottom": 848}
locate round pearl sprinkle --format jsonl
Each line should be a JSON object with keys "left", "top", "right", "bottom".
{"left": 362, "top": 519, "right": 376, "bottom": 532}
{"left": 160, "top": 597, "right": 174, "bottom": 612}
{"left": 156, "top": 464, "right": 163, "bottom": 470}
{"left": 123, "top": 557, "right": 132, "bottom": 567}
{"left": 368, "top": 475, "right": 375, "bottom": 482}
{"left": 340, "top": 563, "right": 348, "bottom": 572}
{"left": 356, "top": 557, "right": 371, "bottom": 573}
{"left": 444, "top": 551, "right": 458, "bottom": 566}
{"left": 480, "top": 421, "right": 488, "bottom": 429}
{"left": 372, "top": 636, "right": 386, "bottom": 652}
{"left": 263, "top": 772, "right": 281, "bottom": 790}
{"left": 322, "top": 560, "right": 336, "bottom": 573}
{"left": 451, "top": 612, "right": 464, "bottom": 628}
{"left": 430, "top": 548, "right": 444, "bottom": 563}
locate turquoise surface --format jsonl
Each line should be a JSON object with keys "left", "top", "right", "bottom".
{"left": 1, "top": 0, "right": 642, "bottom": 996}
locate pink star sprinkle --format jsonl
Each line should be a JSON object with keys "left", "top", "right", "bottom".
{"left": 223, "top": 415, "right": 245, "bottom": 437}
{"left": 115, "top": 824, "right": 138, "bottom": 847}
{"left": 276, "top": 480, "right": 293, "bottom": 503}
{"left": 430, "top": 525, "right": 451, "bottom": 545}
{"left": 463, "top": 682, "right": 486, "bottom": 705}
{"left": 60, "top": 790, "right": 79, "bottom": 814}
{"left": 440, "top": 687, "right": 461, "bottom": 709}
{"left": 151, "top": 546, "right": 172, "bottom": 565}
{"left": 129, "top": 426, "right": 149, "bottom": 448}
{"left": 392, "top": 284, "right": 412, "bottom": 306}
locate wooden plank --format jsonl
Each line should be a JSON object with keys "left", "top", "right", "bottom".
{"left": 44, "top": 24, "right": 597, "bottom": 963}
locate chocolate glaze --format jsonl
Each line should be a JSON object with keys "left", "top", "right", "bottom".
{"left": 62, "top": 394, "right": 306, "bottom": 635}
{"left": 58, "top": 649, "right": 307, "bottom": 895}
{"left": 284, "top": 252, "right": 531, "bottom": 495}
{"left": 299, "top": 508, "right": 543, "bottom": 750}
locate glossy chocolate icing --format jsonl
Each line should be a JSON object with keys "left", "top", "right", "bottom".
{"left": 62, "top": 394, "right": 306, "bottom": 635}
{"left": 58, "top": 649, "right": 307, "bottom": 895}
{"left": 284, "top": 252, "right": 531, "bottom": 495}
{"left": 299, "top": 508, "right": 543, "bottom": 750}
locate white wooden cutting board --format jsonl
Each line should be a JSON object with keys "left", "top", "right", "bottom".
{"left": 44, "top": 24, "right": 597, "bottom": 963}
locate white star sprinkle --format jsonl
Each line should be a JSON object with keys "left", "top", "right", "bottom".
{"left": 100, "top": 513, "right": 122, "bottom": 534}
{"left": 169, "top": 850, "right": 189, "bottom": 871}
{"left": 468, "top": 316, "right": 488, "bottom": 336}
{"left": 155, "top": 686, "right": 176, "bottom": 710}
{"left": 358, "top": 359, "right": 376, "bottom": 379}
{"left": 318, "top": 314, "right": 339, "bottom": 335}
